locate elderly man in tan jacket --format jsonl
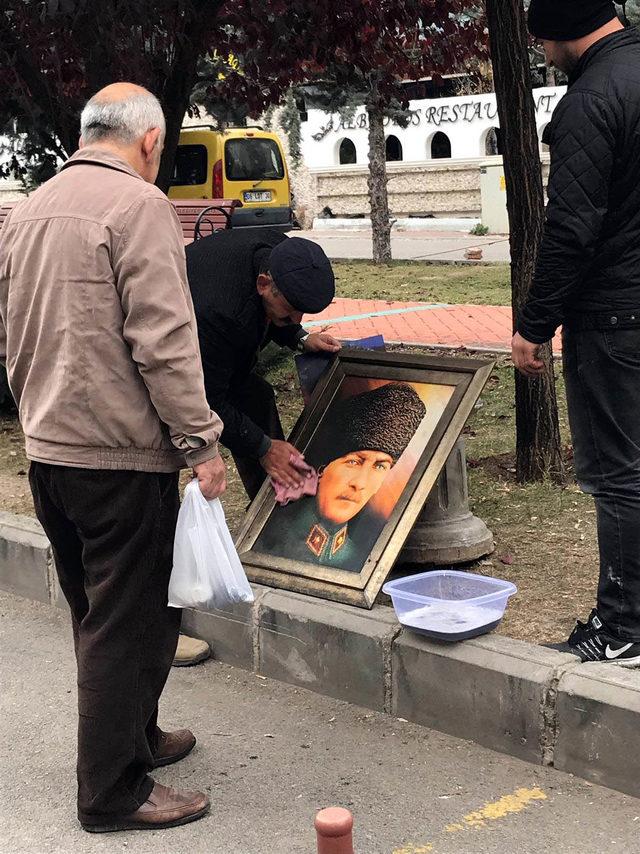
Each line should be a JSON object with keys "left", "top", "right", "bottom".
{"left": 0, "top": 83, "right": 225, "bottom": 833}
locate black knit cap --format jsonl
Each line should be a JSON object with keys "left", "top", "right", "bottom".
{"left": 269, "top": 237, "right": 335, "bottom": 314}
{"left": 315, "top": 383, "right": 426, "bottom": 466}
{"left": 528, "top": 0, "right": 617, "bottom": 41}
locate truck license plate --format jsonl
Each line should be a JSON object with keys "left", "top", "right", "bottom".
{"left": 243, "top": 190, "right": 272, "bottom": 203}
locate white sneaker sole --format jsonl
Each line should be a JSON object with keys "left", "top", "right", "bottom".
{"left": 609, "top": 655, "right": 640, "bottom": 669}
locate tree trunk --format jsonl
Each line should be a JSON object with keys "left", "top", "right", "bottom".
{"left": 485, "top": 0, "right": 564, "bottom": 483}
{"left": 366, "top": 99, "right": 392, "bottom": 264}
{"left": 154, "top": 1, "right": 219, "bottom": 193}
{"left": 155, "top": 54, "right": 200, "bottom": 193}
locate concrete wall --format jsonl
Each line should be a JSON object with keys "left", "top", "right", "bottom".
{"left": 314, "top": 159, "right": 482, "bottom": 220}
{"left": 294, "top": 156, "right": 551, "bottom": 226}
{"left": 0, "top": 179, "right": 26, "bottom": 203}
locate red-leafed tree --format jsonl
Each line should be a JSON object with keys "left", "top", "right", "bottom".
{"left": 0, "top": 0, "right": 225, "bottom": 190}
{"left": 1, "top": 1, "right": 485, "bottom": 262}
{"left": 207, "top": 2, "right": 486, "bottom": 262}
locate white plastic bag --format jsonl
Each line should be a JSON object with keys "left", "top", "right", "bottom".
{"left": 168, "top": 480, "right": 254, "bottom": 611}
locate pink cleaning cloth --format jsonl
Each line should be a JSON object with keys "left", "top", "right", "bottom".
{"left": 271, "top": 453, "right": 318, "bottom": 506}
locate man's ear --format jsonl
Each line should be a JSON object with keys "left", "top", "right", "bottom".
{"left": 142, "top": 127, "right": 162, "bottom": 160}
{"left": 78, "top": 135, "right": 85, "bottom": 149}
{"left": 256, "top": 272, "right": 271, "bottom": 295}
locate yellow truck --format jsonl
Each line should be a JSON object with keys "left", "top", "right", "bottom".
{"left": 169, "top": 125, "right": 293, "bottom": 229}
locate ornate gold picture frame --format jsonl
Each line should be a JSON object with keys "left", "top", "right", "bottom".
{"left": 235, "top": 350, "right": 494, "bottom": 608}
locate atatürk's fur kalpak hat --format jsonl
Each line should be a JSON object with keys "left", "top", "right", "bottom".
{"left": 528, "top": 0, "right": 618, "bottom": 41}
{"left": 318, "top": 382, "right": 426, "bottom": 465}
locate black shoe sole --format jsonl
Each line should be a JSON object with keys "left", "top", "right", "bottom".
{"left": 542, "top": 641, "right": 580, "bottom": 656}
{"left": 81, "top": 803, "right": 210, "bottom": 833}
{"left": 153, "top": 737, "right": 196, "bottom": 768}
{"left": 543, "top": 641, "right": 640, "bottom": 667}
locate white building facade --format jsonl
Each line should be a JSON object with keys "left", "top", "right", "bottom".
{"left": 300, "top": 86, "right": 566, "bottom": 169}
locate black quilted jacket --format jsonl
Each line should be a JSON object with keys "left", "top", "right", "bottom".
{"left": 518, "top": 29, "right": 640, "bottom": 344}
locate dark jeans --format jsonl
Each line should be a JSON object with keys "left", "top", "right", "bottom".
{"left": 230, "top": 372, "right": 284, "bottom": 500}
{"left": 563, "top": 326, "right": 640, "bottom": 641}
{"left": 29, "top": 463, "right": 181, "bottom": 823}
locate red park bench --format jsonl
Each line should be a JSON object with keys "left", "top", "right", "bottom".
{"left": 0, "top": 199, "right": 242, "bottom": 244}
{"left": 171, "top": 198, "right": 241, "bottom": 244}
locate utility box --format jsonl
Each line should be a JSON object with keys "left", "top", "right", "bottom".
{"left": 480, "top": 157, "right": 509, "bottom": 234}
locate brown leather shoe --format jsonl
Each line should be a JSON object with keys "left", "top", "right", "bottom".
{"left": 81, "top": 781, "right": 210, "bottom": 833}
{"left": 153, "top": 727, "right": 197, "bottom": 768}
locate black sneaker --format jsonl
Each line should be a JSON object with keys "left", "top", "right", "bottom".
{"left": 567, "top": 609, "right": 640, "bottom": 667}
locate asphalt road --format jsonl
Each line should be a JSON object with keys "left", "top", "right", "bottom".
{"left": 1, "top": 590, "right": 639, "bottom": 854}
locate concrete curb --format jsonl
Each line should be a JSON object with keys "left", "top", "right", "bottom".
{"left": 391, "top": 631, "right": 577, "bottom": 765}
{"left": 1, "top": 512, "right": 638, "bottom": 797}
{"left": 257, "top": 589, "right": 401, "bottom": 712}
{"left": 0, "top": 511, "right": 54, "bottom": 606}
{"left": 555, "top": 662, "right": 640, "bottom": 798}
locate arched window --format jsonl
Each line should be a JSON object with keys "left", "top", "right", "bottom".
{"left": 338, "top": 138, "right": 357, "bottom": 165}
{"left": 385, "top": 135, "right": 403, "bottom": 162}
{"left": 484, "top": 127, "right": 503, "bottom": 156}
{"left": 430, "top": 132, "right": 451, "bottom": 160}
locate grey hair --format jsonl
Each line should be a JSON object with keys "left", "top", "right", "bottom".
{"left": 80, "top": 90, "right": 166, "bottom": 146}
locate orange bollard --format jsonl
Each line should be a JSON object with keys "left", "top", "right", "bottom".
{"left": 315, "top": 807, "right": 354, "bottom": 854}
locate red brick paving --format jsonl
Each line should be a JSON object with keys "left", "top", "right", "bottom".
{"left": 304, "top": 298, "right": 562, "bottom": 354}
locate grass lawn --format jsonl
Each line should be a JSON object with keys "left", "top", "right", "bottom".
{"left": 333, "top": 261, "right": 511, "bottom": 305}
{"left": 0, "top": 261, "right": 595, "bottom": 645}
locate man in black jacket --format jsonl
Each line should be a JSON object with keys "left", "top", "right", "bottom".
{"left": 186, "top": 228, "right": 339, "bottom": 500}
{"left": 513, "top": 0, "right": 640, "bottom": 664}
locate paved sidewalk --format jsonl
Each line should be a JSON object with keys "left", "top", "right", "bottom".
{"left": 2, "top": 591, "right": 639, "bottom": 854}
{"left": 298, "top": 228, "right": 511, "bottom": 263}
{"left": 304, "top": 297, "right": 562, "bottom": 354}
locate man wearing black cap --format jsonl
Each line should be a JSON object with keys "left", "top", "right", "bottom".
{"left": 186, "top": 228, "right": 340, "bottom": 499}
{"left": 513, "top": 1, "right": 640, "bottom": 665}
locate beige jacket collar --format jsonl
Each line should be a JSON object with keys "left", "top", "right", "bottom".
{"left": 60, "top": 147, "right": 145, "bottom": 182}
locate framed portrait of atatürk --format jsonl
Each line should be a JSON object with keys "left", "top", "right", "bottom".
{"left": 235, "top": 350, "right": 494, "bottom": 608}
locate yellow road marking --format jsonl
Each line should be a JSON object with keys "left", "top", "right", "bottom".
{"left": 393, "top": 786, "right": 548, "bottom": 851}
{"left": 445, "top": 787, "right": 547, "bottom": 832}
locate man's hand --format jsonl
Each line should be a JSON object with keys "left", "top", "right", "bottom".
{"left": 511, "top": 332, "right": 545, "bottom": 378}
{"left": 193, "top": 455, "right": 227, "bottom": 500}
{"left": 303, "top": 331, "right": 341, "bottom": 354}
{"left": 260, "top": 439, "right": 305, "bottom": 489}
